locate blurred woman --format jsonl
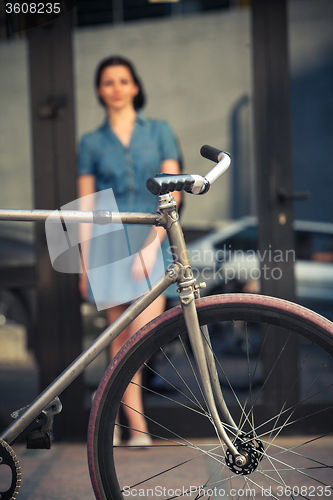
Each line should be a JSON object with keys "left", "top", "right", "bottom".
{"left": 77, "top": 56, "right": 181, "bottom": 446}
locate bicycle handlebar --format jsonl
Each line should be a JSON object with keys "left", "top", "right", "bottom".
{"left": 200, "top": 145, "right": 226, "bottom": 163}
{"left": 146, "top": 145, "right": 231, "bottom": 196}
{"left": 146, "top": 173, "right": 196, "bottom": 196}
{"left": 201, "top": 145, "right": 231, "bottom": 185}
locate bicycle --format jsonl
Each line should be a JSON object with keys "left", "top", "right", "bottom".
{"left": 0, "top": 145, "right": 332, "bottom": 500}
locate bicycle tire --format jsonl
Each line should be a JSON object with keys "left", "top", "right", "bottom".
{"left": 88, "top": 294, "right": 333, "bottom": 500}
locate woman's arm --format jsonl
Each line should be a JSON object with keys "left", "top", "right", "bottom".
{"left": 131, "top": 159, "right": 181, "bottom": 281}
{"left": 161, "top": 159, "right": 182, "bottom": 207}
{"left": 153, "top": 158, "right": 181, "bottom": 243}
{"left": 78, "top": 174, "right": 96, "bottom": 299}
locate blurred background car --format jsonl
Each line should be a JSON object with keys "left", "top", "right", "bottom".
{"left": 0, "top": 224, "right": 35, "bottom": 335}
{"left": 186, "top": 217, "right": 333, "bottom": 322}
{"left": 2, "top": 216, "right": 333, "bottom": 333}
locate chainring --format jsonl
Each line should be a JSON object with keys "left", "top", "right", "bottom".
{"left": 0, "top": 438, "right": 21, "bottom": 500}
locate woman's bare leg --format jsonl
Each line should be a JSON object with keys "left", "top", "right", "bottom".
{"left": 106, "top": 295, "right": 166, "bottom": 439}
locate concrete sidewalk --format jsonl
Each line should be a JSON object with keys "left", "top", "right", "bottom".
{"left": 10, "top": 436, "right": 333, "bottom": 500}
{"left": 13, "top": 444, "right": 95, "bottom": 500}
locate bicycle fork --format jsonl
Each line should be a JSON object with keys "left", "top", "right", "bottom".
{"left": 179, "top": 286, "right": 244, "bottom": 460}
{"left": 160, "top": 194, "right": 245, "bottom": 465}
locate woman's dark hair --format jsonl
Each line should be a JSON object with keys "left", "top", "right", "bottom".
{"left": 95, "top": 56, "right": 146, "bottom": 110}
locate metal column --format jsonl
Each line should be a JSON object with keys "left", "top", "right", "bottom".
{"left": 251, "top": 0, "right": 299, "bottom": 417}
{"left": 28, "top": 12, "right": 86, "bottom": 439}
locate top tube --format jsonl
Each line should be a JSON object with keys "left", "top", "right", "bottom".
{"left": 0, "top": 209, "right": 164, "bottom": 227}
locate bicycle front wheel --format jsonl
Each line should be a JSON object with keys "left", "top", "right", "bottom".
{"left": 88, "top": 294, "right": 333, "bottom": 500}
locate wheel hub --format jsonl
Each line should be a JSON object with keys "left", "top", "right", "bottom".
{"left": 225, "top": 433, "right": 264, "bottom": 475}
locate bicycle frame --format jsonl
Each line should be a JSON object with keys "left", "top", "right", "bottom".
{"left": 0, "top": 193, "right": 240, "bottom": 458}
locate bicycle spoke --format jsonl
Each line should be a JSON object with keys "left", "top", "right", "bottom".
{"left": 138, "top": 383, "right": 209, "bottom": 417}
{"left": 143, "top": 362, "right": 195, "bottom": 402}
{"left": 178, "top": 336, "right": 211, "bottom": 414}
{"left": 155, "top": 342, "right": 208, "bottom": 412}
{"left": 238, "top": 348, "right": 333, "bottom": 446}
{"left": 237, "top": 321, "right": 269, "bottom": 433}
{"left": 201, "top": 323, "right": 256, "bottom": 435}
{"left": 120, "top": 401, "right": 228, "bottom": 462}
{"left": 266, "top": 353, "right": 333, "bottom": 453}
{"left": 243, "top": 478, "right": 257, "bottom": 500}
{"left": 260, "top": 451, "right": 332, "bottom": 487}
{"left": 245, "top": 321, "right": 255, "bottom": 435}
{"left": 241, "top": 330, "right": 293, "bottom": 434}
{"left": 120, "top": 450, "right": 211, "bottom": 491}
{"left": 263, "top": 453, "right": 289, "bottom": 488}
{"left": 277, "top": 431, "right": 333, "bottom": 458}
{"left": 255, "top": 438, "right": 332, "bottom": 490}
{"left": 139, "top": 372, "right": 209, "bottom": 417}
{"left": 256, "top": 436, "right": 332, "bottom": 470}
{"left": 264, "top": 338, "right": 314, "bottom": 450}
{"left": 257, "top": 406, "right": 333, "bottom": 450}
{"left": 178, "top": 330, "right": 241, "bottom": 448}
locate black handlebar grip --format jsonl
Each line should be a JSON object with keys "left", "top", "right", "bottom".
{"left": 200, "top": 145, "right": 224, "bottom": 163}
{"left": 146, "top": 174, "right": 195, "bottom": 195}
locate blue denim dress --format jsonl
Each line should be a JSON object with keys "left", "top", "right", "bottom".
{"left": 77, "top": 113, "right": 180, "bottom": 308}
